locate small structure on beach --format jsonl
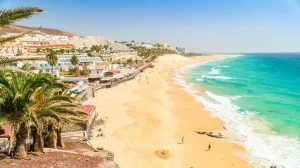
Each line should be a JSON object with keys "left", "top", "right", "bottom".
{"left": 62, "top": 105, "right": 98, "bottom": 139}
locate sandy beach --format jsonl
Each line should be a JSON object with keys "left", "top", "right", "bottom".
{"left": 90, "top": 54, "right": 251, "bottom": 168}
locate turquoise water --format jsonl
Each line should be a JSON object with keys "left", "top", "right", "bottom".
{"left": 181, "top": 54, "right": 300, "bottom": 167}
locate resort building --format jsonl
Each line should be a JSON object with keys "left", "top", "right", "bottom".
{"left": 30, "top": 54, "right": 103, "bottom": 73}
{"left": 20, "top": 40, "right": 50, "bottom": 47}
{"left": 26, "top": 44, "right": 74, "bottom": 54}
{"left": 176, "top": 47, "right": 186, "bottom": 54}
{"left": 0, "top": 40, "right": 26, "bottom": 56}
{"left": 1, "top": 33, "right": 70, "bottom": 42}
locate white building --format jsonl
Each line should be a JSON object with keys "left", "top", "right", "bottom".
{"left": 29, "top": 54, "right": 103, "bottom": 73}
{"left": 176, "top": 47, "right": 186, "bottom": 54}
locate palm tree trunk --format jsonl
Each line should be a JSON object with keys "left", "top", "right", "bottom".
{"left": 14, "top": 122, "right": 28, "bottom": 159}
{"left": 48, "top": 123, "right": 57, "bottom": 149}
{"left": 56, "top": 126, "right": 64, "bottom": 148}
{"left": 52, "top": 65, "right": 54, "bottom": 75}
{"left": 30, "top": 126, "right": 44, "bottom": 152}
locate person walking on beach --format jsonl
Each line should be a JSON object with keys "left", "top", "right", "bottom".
{"left": 182, "top": 136, "right": 184, "bottom": 144}
{"left": 208, "top": 144, "right": 211, "bottom": 151}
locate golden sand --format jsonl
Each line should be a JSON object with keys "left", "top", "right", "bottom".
{"left": 90, "top": 54, "right": 251, "bottom": 168}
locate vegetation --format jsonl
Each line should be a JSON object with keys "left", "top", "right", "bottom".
{"left": 0, "top": 70, "right": 84, "bottom": 158}
{"left": 133, "top": 46, "right": 178, "bottom": 62}
{"left": 69, "top": 66, "right": 89, "bottom": 77}
{"left": 91, "top": 45, "right": 103, "bottom": 52}
{"left": 182, "top": 52, "right": 203, "bottom": 57}
{"left": 69, "top": 66, "right": 80, "bottom": 77}
{"left": 0, "top": 6, "right": 86, "bottom": 160}
{"left": 79, "top": 69, "right": 90, "bottom": 77}
{"left": 71, "top": 55, "right": 79, "bottom": 66}
{"left": 46, "top": 50, "right": 58, "bottom": 74}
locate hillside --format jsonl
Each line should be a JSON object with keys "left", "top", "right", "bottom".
{"left": 0, "top": 25, "right": 80, "bottom": 37}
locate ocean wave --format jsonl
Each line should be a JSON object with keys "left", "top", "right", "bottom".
{"left": 202, "top": 75, "right": 232, "bottom": 80}
{"left": 228, "top": 95, "right": 252, "bottom": 100}
{"left": 196, "top": 78, "right": 204, "bottom": 82}
{"left": 177, "top": 84, "right": 300, "bottom": 167}
{"left": 209, "top": 67, "right": 221, "bottom": 75}
{"left": 217, "top": 65, "right": 230, "bottom": 68}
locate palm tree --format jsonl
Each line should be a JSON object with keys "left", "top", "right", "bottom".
{"left": 46, "top": 50, "right": 58, "bottom": 75}
{"left": 66, "top": 49, "right": 70, "bottom": 55}
{"left": 0, "top": 7, "right": 43, "bottom": 65}
{"left": 59, "top": 49, "right": 65, "bottom": 55}
{"left": 69, "top": 66, "right": 80, "bottom": 77}
{"left": 83, "top": 46, "right": 88, "bottom": 51}
{"left": 70, "top": 48, "right": 76, "bottom": 54}
{"left": 103, "top": 45, "right": 109, "bottom": 51}
{"left": 0, "top": 70, "right": 59, "bottom": 158}
{"left": 71, "top": 55, "right": 79, "bottom": 66}
{"left": 79, "top": 69, "right": 89, "bottom": 77}
{"left": 126, "top": 58, "right": 133, "bottom": 66}
{"left": 32, "top": 87, "right": 83, "bottom": 149}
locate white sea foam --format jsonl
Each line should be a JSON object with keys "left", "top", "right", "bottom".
{"left": 202, "top": 75, "right": 232, "bottom": 80}
{"left": 217, "top": 65, "right": 230, "bottom": 68}
{"left": 173, "top": 58, "right": 300, "bottom": 168}
{"left": 228, "top": 95, "right": 251, "bottom": 100}
{"left": 176, "top": 77, "right": 300, "bottom": 168}
{"left": 209, "top": 67, "right": 221, "bottom": 75}
{"left": 196, "top": 78, "right": 204, "bottom": 82}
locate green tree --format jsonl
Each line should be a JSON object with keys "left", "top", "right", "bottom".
{"left": 59, "top": 49, "right": 65, "bottom": 55}
{"left": 79, "top": 69, "right": 89, "bottom": 77}
{"left": 103, "top": 45, "right": 109, "bottom": 51}
{"left": 126, "top": 58, "right": 133, "bottom": 66}
{"left": 46, "top": 50, "right": 58, "bottom": 75}
{"left": 70, "top": 48, "right": 76, "bottom": 54}
{"left": 0, "top": 70, "right": 58, "bottom": 158}
{"left": 69, "top": 66, "right": 80, "bottom": 77}
{"left": 71, "top": 55, "right": 79, "bottom": 66}
{"left": 32, "top": 87, "right": 83, "bottom": 149}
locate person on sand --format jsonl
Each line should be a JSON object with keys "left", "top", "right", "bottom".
{"left": 208, "top": 144, "right": 211, "bottom": 151}
{"left": 182, "top": 136, "right": 184, "bottom": 144}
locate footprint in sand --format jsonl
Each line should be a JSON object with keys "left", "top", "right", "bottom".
{"left": 155, "top": 149, "right": 172, "bottom": 160}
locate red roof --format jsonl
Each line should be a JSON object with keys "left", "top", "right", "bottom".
{"left": 0, "top": 124, "right": 11, "bottom": 138}
{"left": 75, "top": 105, "right": 95, "bottom": 116}
{"left": 109, "top": 69, "right": 120, "bottom": 74}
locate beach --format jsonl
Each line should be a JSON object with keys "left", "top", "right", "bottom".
{"left": 90, "top": 54, "right": 251, "bottom": 168}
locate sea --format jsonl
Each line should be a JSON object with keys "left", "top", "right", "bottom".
{"left": 175, "top": 53, "right": 300, "bottom": 168}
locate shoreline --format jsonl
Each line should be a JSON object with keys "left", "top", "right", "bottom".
{"left": 90, "top": 54, "right": 251, "bottom": 168}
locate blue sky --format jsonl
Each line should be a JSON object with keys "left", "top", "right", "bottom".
{"left": 1, "top": 0, "right": 300, "bottom": 53}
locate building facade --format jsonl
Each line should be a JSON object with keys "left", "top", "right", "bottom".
{"left": 176, "top": 47, "right": 186, "bottom": 54}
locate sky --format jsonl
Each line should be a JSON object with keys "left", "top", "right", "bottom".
{"left": 1, "top": 0, "right": 300, "bottom": 53}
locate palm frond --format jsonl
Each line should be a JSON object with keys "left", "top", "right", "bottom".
{"left": 0, "top": 7, "right": 43, "bottom": 27}
{"left": 0, "top": 26, "right": 41, "bottom": 45}
{"left": 0, "top": 56, "right": 46, "bottom": 65}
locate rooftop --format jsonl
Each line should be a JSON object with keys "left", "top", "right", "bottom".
{"left": 75, "top": 105, "right": 95, "bottom": 116}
